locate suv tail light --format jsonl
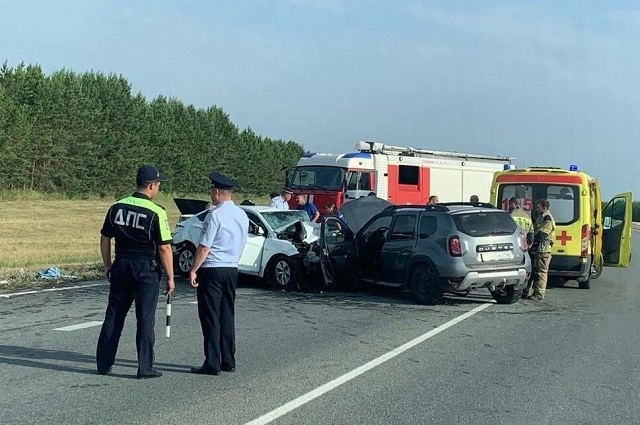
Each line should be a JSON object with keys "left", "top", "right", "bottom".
{"left": 448, "top": 236, "right": 462, "bottom": 257}
{"left": 581, "top": 224, "right": 590, "bottom": 258}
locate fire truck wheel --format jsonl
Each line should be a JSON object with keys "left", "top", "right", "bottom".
{"left": 268, "top": 255, "right": 300, "bottom": 289}
{"left": 410, "top": 263, "right": 443, "bottom": 305}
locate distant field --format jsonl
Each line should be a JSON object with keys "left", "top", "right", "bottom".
{"left": 0, "top": 192, "right": 269, "bottom": 277}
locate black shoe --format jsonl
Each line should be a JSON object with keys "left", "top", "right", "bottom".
{"left": 97, "top": 366, "right": 113, "bottom": 375}
{"left": 137, "top": 370, "right": 163, "bottom": 379}
{"left": 221, "top": 365, "right": 235, "bottom": 373}
{"left": 191, "top": 366, "right": 220, "bottom": 376}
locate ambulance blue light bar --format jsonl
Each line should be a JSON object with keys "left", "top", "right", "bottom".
{"left": 569, "top": 164, "right": 578, "bottom": 171}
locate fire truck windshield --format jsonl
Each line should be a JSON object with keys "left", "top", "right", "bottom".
{"left": 289, "top": 166, "right": 345, "bottom": 191}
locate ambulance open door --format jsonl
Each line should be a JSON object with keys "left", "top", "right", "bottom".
{"left": 601, "top": 192, "right": 632, "bottom": 267}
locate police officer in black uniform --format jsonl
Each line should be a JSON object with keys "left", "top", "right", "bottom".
{"left": 96, "top": 165, "right": 175, "bottom": 379}
{"left": 189, "top": 172, "right": 249, "bottom": 375}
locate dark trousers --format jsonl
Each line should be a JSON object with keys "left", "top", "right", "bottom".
{"left": 96, "top": 258, "right": 160, "bottom": 374}
{"left": 196, "top": 267, "right": 238, "bottom": 371}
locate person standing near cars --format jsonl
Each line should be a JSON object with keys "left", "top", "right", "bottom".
{"left": 509, "top": 197, "right": 535, "bottom": 297}
{"left": 296, "top": 194, "right": 320, "bottom": 222}
{"left": 428, "top": 195, "right": 439, "bottom": 205}
{"left": 529, "top": 199, "right": 555, "bottom": 300}
{"left": 96, "top": 164, "right": 175, "bottom": 379}
{"left": 189, "top": 172, "right": 249, "bottom": 375}
{"left": 269, "top": 188, "right": 293, "bottom": 210}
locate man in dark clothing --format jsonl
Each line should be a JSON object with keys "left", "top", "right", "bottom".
{"left": 96, "top": 165, "right": 175, "bottom": 379}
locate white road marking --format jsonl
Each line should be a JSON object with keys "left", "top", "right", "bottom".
{"left": 244, "top": 303, "right": 492, "bottom": 425}
{"left": 54, "top": 321, "right": 104, "bottom": 331}
{"left": 189, "top": 301, "right": 198, "bottom": 304}
{"left": 0, "top": 282, "right": 108, "bottom": 299}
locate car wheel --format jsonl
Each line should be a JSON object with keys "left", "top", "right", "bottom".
{"left": 175, "top": 244, "right": 195, "bottom": 276}
{"left": 410, "top": 264, "right": 443, "bottom": 305}
{"left": 490, "top": 285, "right": 523, "bottom": 304}
{"left": 268, "top": 255, "right": 300, "bottom": 289}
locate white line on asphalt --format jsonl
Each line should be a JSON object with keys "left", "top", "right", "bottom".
{"left": 53, "top": 321, "right": 104, "bottom": 331}
{"left": 189, "top": 301, "right": 198, "bottom": 304}
{"left": 244, "top": 302, "right": 492, "bottom": 425}
{"left": 0, "top": 283, "right": 108, "bottom": 299}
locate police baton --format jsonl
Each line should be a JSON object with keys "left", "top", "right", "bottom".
{"left": 165, "top": 294, "right": 172, "bottom": 338}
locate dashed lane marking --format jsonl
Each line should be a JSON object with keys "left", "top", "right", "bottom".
{"left": 53, "top": 321, "right": 104, "bottom": 331}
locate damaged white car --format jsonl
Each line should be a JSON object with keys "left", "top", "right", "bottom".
{"left": 171, "top": 199, "right": 320, "bottom": 288}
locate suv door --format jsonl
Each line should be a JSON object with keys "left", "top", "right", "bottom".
{"left": 356, "top": 214, "right": 393, "bottom": 280}
{"left": 379, "top": 213, "right": 418, "bottom": 284}
{"left": 602, "top": 192, "right": 632, "bottom": 267}
{"left": 319, "top": 217, "right": 355, "bottom": 284}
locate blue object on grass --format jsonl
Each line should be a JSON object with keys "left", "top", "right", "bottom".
{"left": 36, "top": 267, "right": 61, "bottom": 279}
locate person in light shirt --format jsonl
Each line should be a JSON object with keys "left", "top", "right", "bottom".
{"left": 269, "top": 188, "right": 293, "bottom": 210}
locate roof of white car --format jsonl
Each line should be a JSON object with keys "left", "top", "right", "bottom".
{"left": 240, "top": 205, "right": 299, "bottom": 213}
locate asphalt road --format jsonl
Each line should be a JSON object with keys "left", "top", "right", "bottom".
{"left": 1, "top": 231, "right": 639, "bottom": 425}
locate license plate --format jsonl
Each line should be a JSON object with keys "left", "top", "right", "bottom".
{"left": 481, "top": 251, "right": 513, "bottom": 261}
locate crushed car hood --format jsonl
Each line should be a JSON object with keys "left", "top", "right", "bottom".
{"left": 273, "top": 220, "right": 320, "bottom": 244}
{"left": 174, "top": 198, "right": 210, "bottom": 215}
{"left": 337, "top": 196, "right": 392, "bottom": 234}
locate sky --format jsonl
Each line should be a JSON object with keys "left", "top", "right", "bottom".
{"left": 1, "top": 0, "right": 638, "bottom": 199}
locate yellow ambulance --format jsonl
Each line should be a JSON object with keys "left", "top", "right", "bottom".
{"left": 490, "top": 166, "right": 633, "bottom": 288}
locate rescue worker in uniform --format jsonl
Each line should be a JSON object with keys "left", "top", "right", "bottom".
{"left": 508, "top": 197, "right": 534, "bottom": 297}
{"left": 529, "top": 199, "right": 555, "bottom": 300}
{"left": 96, "top": 164, "right": 175, "bottom": 379}
{"left": 269, "top": 188, "right": 293, "bottom": 210}
{"left": 189, "top": 172, "right": 249, "bottom": 375}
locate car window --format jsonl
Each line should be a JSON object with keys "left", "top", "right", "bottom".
{"left": 245, "top": 212, "right": 266, "bottom": 235}
{"left": 389, "top": 215, "right": 417, "bottom": 240}
{"left": 261, "top": 210, "right": 309, "bottom": 230}
{"left": 419, "top": 215, "right": 437, "bottom": 239}
{"left": 360, "top": 215, "right": 393, "bottom": 240}
{"left": 452, "top": 211, "right": 517, "bottom": 237}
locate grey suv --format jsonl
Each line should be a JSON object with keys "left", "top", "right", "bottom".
{"left": 319, "top": 197, "right": 531, "bottom": 305}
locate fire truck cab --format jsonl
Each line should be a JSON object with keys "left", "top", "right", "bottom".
{"left": 287, "top": 141, "right": 514, "bottom": 213}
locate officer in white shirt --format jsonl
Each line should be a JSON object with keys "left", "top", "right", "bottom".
{"left": 269, "top": 188, "right": 293, "bottom": 210}
{"left": 188, "top": 171, "right": 249, "bottom": 375}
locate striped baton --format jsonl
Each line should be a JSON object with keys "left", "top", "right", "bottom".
{"left": 165, "top": 294, "right": 172, "bottom": 338}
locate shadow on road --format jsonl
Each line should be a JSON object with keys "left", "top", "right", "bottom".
{"left": 0, "top": 345, "right": 192, "bottom": 378}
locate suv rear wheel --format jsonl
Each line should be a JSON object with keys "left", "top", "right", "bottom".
{"left": 490, "top": 285, "right": 523, "bottom": 304}
{"left": 410, "top": 264, "right": 443, "bottom": 305}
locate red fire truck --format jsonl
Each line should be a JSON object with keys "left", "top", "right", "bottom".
{"left": 286, "top": 140, "right": 515, "bottom": 211}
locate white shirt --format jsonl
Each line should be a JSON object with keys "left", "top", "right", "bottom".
{"left": 269, "top": 196, "right": 289, "bottom": 210}
{"left": 199, "top": 201, "right": 249, "bottom": 268}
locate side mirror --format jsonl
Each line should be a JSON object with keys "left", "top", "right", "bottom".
{"left": 257, "top": 227, "right": 265, "bottom": 236}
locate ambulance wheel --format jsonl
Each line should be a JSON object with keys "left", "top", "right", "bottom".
{"left": 175, "top": 243, "right": 195, "bottom": 276}
{"left": 578, "top": 276, "right": 591, "bottom": 289}
{"left": 410, "top": 264, "right": 443, "bottom": 305}
{"left": 268, "top": 255, "right": 299, "bottom": 289}
{"left": 590, "top": 254, "right": 603, "bottom": 280}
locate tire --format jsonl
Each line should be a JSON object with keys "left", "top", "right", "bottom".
{"left": 491, "top": 285, "right": 523, "bottom": 304}
{"left": 578, "top": 276, "right": 591, "bottom": 289}
{"left": 410, "top": 264, "right": 444, "bottom": 305}
{"left": 590, "top": 254, "right": 603, "bottom": 280}
{"left": 175, "top": 243, "right": 195, "bottom": 276}
{"left": 268, "top": 255, "right": 300, "bottom": 289}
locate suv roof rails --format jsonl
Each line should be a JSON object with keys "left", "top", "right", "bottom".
{"left": 439, "top": 202, "right": 496, "bottom": 209}
{"left": 383, "top": 204, "right": 451, "bottom": 212}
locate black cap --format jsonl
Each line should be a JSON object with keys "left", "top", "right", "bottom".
{"left": 209, "top": 171, "right": 236, "bottom": 190}
{"left": 136, "top": 165, "right": 167, "bottom": 185}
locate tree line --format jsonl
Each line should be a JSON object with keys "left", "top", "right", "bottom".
{"left": 0, "top": 62, "right": 303, "bottom": 197}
